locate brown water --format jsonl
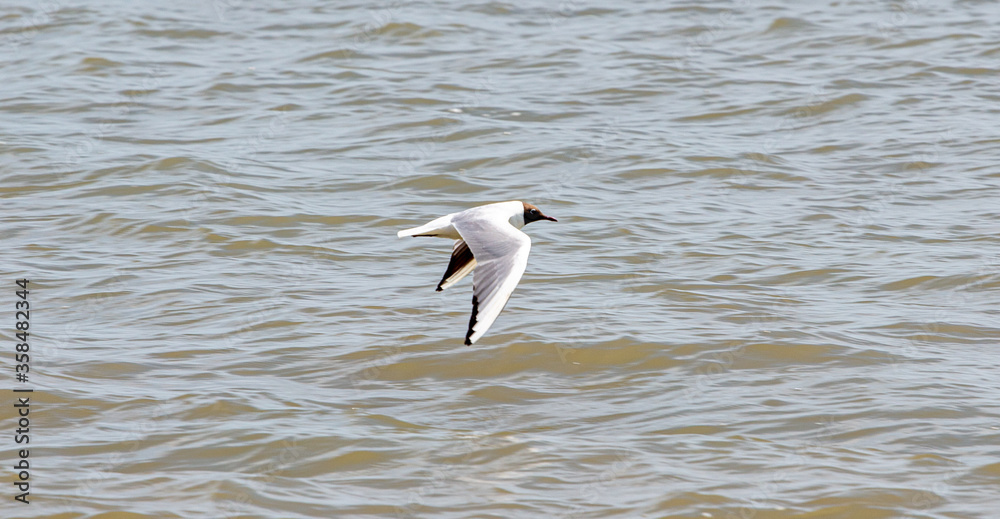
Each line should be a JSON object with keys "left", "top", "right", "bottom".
{"left": 3, "top": 0, "right": 1000, "bottom": 517}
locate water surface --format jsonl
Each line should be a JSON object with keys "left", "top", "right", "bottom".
{"left": 2, "top": 0, "right": 999, "bottom": 517}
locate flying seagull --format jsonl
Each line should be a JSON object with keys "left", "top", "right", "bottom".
{"left": 397, "top": 201, "right": 557, "bottom": 345}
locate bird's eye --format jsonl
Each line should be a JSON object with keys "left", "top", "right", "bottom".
{"left": 530, "top": 209, "right": 538, "bottom": 215}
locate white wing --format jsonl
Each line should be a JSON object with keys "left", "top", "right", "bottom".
{"left": 453, "top": 216, "right": 531, "bottom": 345}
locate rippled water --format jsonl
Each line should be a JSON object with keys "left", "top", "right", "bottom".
{"left": 4, "top": 0, "right": 1000, "bottom": 517}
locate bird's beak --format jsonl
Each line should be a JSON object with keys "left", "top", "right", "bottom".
{"left": 542, "top": 215, "right": 557, "bottom": 222}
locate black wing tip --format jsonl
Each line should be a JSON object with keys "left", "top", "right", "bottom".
{"left": 437, "top": 240, "right": 474, "bottom": 293}
{"left": 464, "top": 294, "right": 479, "bottom": 346}
{"left": 436, "top": 286, "right": 444, "bottom": 292}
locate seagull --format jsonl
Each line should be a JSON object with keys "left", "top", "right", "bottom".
{"left": 397, "top": 201, "right": 557, "bottom": 345}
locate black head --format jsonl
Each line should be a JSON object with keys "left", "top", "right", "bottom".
{"left": 522, "top": 202, "right": 557, "bottom": 225}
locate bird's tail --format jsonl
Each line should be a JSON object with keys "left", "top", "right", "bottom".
{"left": 396, "top": 224, "right": 436, "bottom": 238}
{"left": 396, "top": 215, "right": 451, "bottom": 238}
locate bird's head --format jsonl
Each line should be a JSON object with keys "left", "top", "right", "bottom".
{"left": 522, "top": 202, "right": 558, "bottom": 225}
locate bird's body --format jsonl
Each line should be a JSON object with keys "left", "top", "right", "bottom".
{"left": 397, "top": 201, "right": 557, "bottom": 345}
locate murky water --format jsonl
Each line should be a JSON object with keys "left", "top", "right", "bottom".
{"left": 3, "top": 0, "right": 1000, "bottom": 517}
